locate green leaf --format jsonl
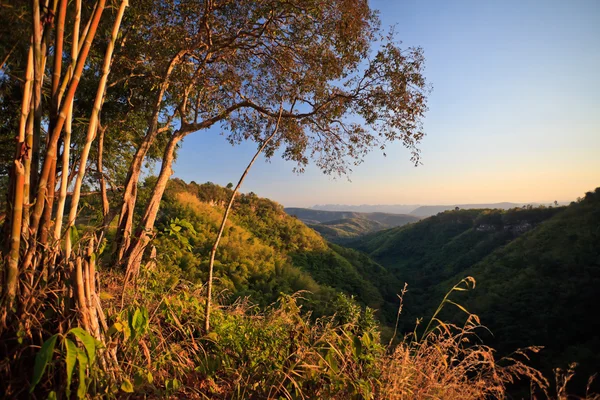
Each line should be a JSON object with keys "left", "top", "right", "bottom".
{"left": 325, "top": 351, "right": 339, "bottom": 373}
{"left": 134, "top": 371, "right": 144, "bottom": 387}
{"left": 69, "top": 226, "right": 79, "bottom": 248}
{"left": 69, "top": 327, "right": 96, "bottom": 366}
{"left": 97, "top": 238, "right": 107, "bottom": 256}
{"left": 47, "top": 391, "right": 57, "bottom": 400}
{"left": 65, "top": 338, "right": 77, "bottom": 397}
{"left": 121, "top": 378, "right": 134, "bottom": 393}
{"left": 76, "top": 348, "right": 88, "bottom": 399}
{"left": 30, "top": 334, "right": 58, "bottom": 392}
{"left": 130, "top": 307, "right": 149, "bottom": 339}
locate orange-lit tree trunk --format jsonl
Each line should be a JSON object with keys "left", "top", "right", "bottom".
{"left": 114, "top": 50, "right": 188, "bottom": 262}
{"left": 23, "top": 0, "right": 45, "bottom": 242}
{"left": 54, "top": 0, "right": 81, "bottom": 242}
{"left": 64, "top": 0, "right": 128, "bottom": 256}
{"left": 39, "top": 0, "right": 68, "bottom": 248}
{"left": 122, "top": 132, "right": 182, "bottom": 285}
{"left": 97, "top": 125, "right": 110, "bottom": 222}
{"left": 21, "top": 0, "right": 107, "bottom": 271}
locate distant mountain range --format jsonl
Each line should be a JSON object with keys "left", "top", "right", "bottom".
{"left": 311, "top": 204, "right": 419, "bottom": 214}
{"left": 311, "top": 202, "right": 568, "bottom": 218}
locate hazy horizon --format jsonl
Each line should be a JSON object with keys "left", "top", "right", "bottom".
{"left": 304, "top": 200, "right": 573, "bottom": 208}
{"left": 172, "top": 0, "right": 600, "bottom": 208}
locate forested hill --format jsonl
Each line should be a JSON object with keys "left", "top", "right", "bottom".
{"left": 348, "top": 187, "right": 600, "bottom": 382}
{"left": 285, "top": 207, "right": 419, "bottom": 242}
{"left": 148, "top": 179, "right": 401, "bottom": 321}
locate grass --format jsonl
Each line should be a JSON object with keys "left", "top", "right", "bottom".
{"left": 3, "top": 258, "right": 597, "bottom": 399}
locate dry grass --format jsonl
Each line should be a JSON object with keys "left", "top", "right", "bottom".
{"left": 379, "top": 313, "right": 549, "bottom": 399}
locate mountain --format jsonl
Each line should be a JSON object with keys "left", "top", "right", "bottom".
{"left": 348, "top": 188, "right": 600, "bottom": 386}
{"left": 284, "top": 207, "right": 419, "bottom": 242}
{"left": 132, "top": 179, "right": 598, "bottom": 393}
{"left": 311, "top": 204, "right": 420, "bottom": 214}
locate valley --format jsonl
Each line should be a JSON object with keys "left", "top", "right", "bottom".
{"left": 154, "top": 180, "right": 600, "bottom": 391}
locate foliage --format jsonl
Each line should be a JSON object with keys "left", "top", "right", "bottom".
{"left": 95, "top": 268, "right": 569, "bottom": 399}
{"left": 309, "top": 217, "right": 389, "bottom": 242}
{"left": 350, "top": 189, "right": 600, "bottom": 394}
{"left": 30, "top": 327, "right": 102, "bottom": 399}
{"left": 149, "top": 179, "right": 398, "bottom": 320}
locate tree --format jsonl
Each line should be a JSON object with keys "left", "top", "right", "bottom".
{"left": 0, "top": 0, "right": 128, "bottom": 353}
{"left": 111, "top": 0, "right": 429, "bottom": 280}
{"left": 0, "top": 0, "right": 428, "bottom": 351}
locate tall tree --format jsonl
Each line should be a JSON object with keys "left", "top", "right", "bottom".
{"left": 109, "top": 0, "right": 429, "bottom": 279}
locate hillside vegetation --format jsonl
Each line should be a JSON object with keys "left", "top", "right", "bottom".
{"left": 349, "top": 188, "right": 600, "bottom": 390}
{"left": 308, "top": 218, "right": 387, "bottom": 241}
{"left": 285, "top": 207, "right": 419, "bottom": 242}
{"left": 2, "top": 179, "right": 597, "bottom": 397}
{"left": 149, "top": 179, "right": 400, "bottom": 321}
{"left": 408, "top": 202, "right": 532, "bottom": 217}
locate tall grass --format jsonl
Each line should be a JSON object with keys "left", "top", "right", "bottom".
{"left": 7, "top": 265, "right": 598, "bottom": 399}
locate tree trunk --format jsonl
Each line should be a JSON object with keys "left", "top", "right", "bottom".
{"left": 25, "top": 0, "right": 44, "bottom": 239}
{"left": 12, "top": 47, "right": 33, "bottom": 244}
{"left": 65, "top": 0, "right": 128, "bottom": 251}
{"left": 114, "top": 51, "right": 188, "bottom": 262}
{"left": 97, "top": 125, "right": 110, "bottom": 221}
{"left": 204, "top": 106, "right": 284, "bottom": 332}
{"left": 21, "top": 0, "right": 106, "bottom": 272}
{"left": 54, "top": 0, "right": 80, "bottom": 243}
{"left": 39, "top": 0, "right": 68, "bottom": 247}
{"left": 122, "top": 133, "right": 182, "bottom": 285}
{"left": 3, "top": 161, "right": 25, "bottom": 314}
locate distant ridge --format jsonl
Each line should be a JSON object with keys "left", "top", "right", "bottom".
{"left": 284, "top": 207, "right": 419, "bottom": 242}
{"left": 310, "top": 202, "right": 568, "bottom": 218}
{"left": 409, "top": 202, "right": 523, "bottom": 217}
{"left": 311, "top": 204, "right": 420, "bottom": 214}
{"left": 285, "top": 208, "right": 419, "bottom": 226}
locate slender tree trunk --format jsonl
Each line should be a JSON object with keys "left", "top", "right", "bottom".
{"left": 4, "top": 161, "right": 25, "bottom": 313}
{"left": 30, "top": 0, "right": 53, "bottom": 202}
{"left": 65, "top": 0, "right": 128, "bottom": 247}
{"left": 73, "top": 257, "right": 90, "bottom": 331}
{"left": 22, "top": 0, "right": 106, "bottom": 272}
{"left": 39, "top": 0, "right": 68, "bottom": 247}
{"left": 114, "top": 51, "right": 187, "bottom": 262}
{"left": 26, "top": 0, "right": 44, "bottom": 237}
{"left": 204, "top": 107, "right": 284, "bottom": 332}
{"left": 11, "top": 47, "right": 34, "bottom": 243}
{"left": 54, "top": 0, "right": 81, "bottom": 243}
{"left": 122, "top": 133, "right": 182, "bottom": 285}
{"left": 97, "top": 125, "right": 110, "bottom": 221}
{"left": 18, "top": 48, "right": 34, "bottom": 160}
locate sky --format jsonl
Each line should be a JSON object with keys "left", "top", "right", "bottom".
{"left": 170, "top": 0, "right": 600, "bottom": 207}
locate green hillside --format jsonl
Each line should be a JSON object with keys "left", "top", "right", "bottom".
{"left": 286, "top": 207, "right": 419, "bottom": 242}
{"left": 349, "top": 188, "right": 600, "bottom": 384}
{"left": 308, "top": 217, "right": 387, "bottom": 242}
{"left": 150, "top": 179, "right": 399, "bottom": 320}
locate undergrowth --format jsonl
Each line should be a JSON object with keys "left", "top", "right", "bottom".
{"left": 6, "top": 267, "right": 599, "bottom": 399}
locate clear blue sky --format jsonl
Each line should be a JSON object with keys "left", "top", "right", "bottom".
{"left": 170, "top": 0, "right": 600, "bottom": 207}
